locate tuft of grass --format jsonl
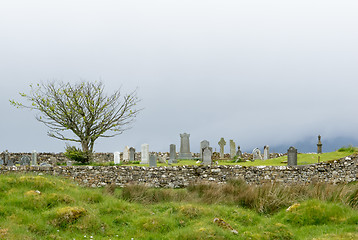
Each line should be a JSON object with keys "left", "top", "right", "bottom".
{"left": 338, "top": 145, "right": 357, "bottom": 153}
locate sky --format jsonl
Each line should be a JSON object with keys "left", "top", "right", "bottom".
{"left": 1, "top": 0, "right": 357, "bottom": 154}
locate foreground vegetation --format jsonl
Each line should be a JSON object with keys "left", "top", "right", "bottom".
{"left": 0, "top": 174, "right": 357, "bottom": 239}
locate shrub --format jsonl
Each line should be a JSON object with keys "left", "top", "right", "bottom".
{"left": 338, "top": 145, "right": 357, "bottom": 153}
{"left": 64, "top": 145, "right": 90, "bottom": 164}
{"left": 51, "top": 206, "right": 87, "bottom": 227}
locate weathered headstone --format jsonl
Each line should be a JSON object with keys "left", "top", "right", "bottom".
{"left": 158, "top": 156, "right": 166, "bottom": 164}
{"left": 0, "top": 158, "right": 3, "bottom": 165}
{"left": 200, "top": 140, "right": 210, "bottom": 160}
{"left": 20, "top": 155, "right": 31, "bottom": 166}
{"left": 218, "top": 138, "right": 226, "bottom": 158}
{"left": 252, "top": 148, "right": 262, "bottom": 160}
{"left": 178, "top": 133, "right": 192, "bottom": 159}
{"left": 317, "top": 135, "right": 322, "bottom": 154}
{"left": 4, "top": 150, "right": 9, "bottom": 165}
{"left": 149, "top": 153, "right": 157, "bottom": 167}
{"left": 114, "top": 151, "right": 120, "bottom": 164}
{"left": 230, "top": 140, "right": 236, "bottom": 159}
{"left": 202, "top": 147, "right": 213, "bottom": 165}
{"left": 31, "top": 150, "right": 37, "bottom": 166}
{"left": 50, "top": 157, "right": 57, "bottom": 167}
{"left": 7, "top": 158, "right": 14, "bottom": 166}
{"left": 123, "top": 146, "right": 130, "bottom": 162}
{"left": 141, "top": 144, "right": 149, "bottom": 164}
{"left": 263, "top": 145, "right": 270, "bottom": 160}
{"left": 169, "top": 144, "right": 177, "bottom": 164}
{"left": 236, "top": 146, "right": 242, "bottom": 158}
{"left": 129, "top": 147, "right": 136, "bottom": 161}
{"left": 40, "top": 162, "right": 52, "bottom": 167}
{"left": 287, "top": 146, "right": 297, "bottom": 166}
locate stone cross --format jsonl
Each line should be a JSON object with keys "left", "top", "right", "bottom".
{"left": 263, "top": 145, "right": 270, "bottom": 160}
{"left": 317, "top": 135, "right": 322, "bottom": 154}
{"left": 141, "top": 144, "right": 149, "bottom": 164}
{"left": 236, "top": 146, "right": 242, "bottom": 158}
{"left": 202, "top": 147, "right": 213, "bottom": 166}
{"left": 20, "top": 155, "right": 31, "bottom": 166}
{"left": 31, "top": 150, "right": 37, "bottom": 166}
{"left": 218, "top": 138, "right": 226, "bottom": 158}
{"left": 122, "top": 146, "right": 130, "bottom": 162}
{"left": 179, "top": 133, "right": 192, "bottom": 159}
{"left": 287, "top": 146, "right": 297, "bottom": 166}
{"left": 129, "top": 147, "right": 136, "bottom": 161}
{"left": 252, "top": 148, "right": 262, "bottom": 160}
{"left": 200, "top": 140, "right": 210, "bottom": 160}
{"left": 230, "top": 140, "right": 236, "bottom": 159}
{"left": 169, "top": 144, "right": 177, "bottom": 164}
{"left": 149, "top": 153, "right": 157, "bottom": 167}
{"left": 114, "top": 152, "right": 120, "bottom": 164}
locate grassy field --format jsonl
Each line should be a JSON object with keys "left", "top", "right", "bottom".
{"left": 0, "top": 174, "right": 357, "bottom": 239}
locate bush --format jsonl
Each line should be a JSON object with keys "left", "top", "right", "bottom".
{"left": 338, "top": 145, "right": 357, "bottom": 153}
{"left": 64, "top": 145, "right": 90, "bottom": 164}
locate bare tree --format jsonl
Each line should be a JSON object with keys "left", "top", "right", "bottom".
{"left": 10, "top": 81, "right": 141, "bottom": 157}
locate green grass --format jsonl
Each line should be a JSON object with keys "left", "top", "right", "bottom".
{"left": 0, "top": 174, "right": 357, "bottom": 239}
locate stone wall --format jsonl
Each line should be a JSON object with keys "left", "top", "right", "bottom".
{"left": 0, "top": 156, "right": 356, "bottom": 188}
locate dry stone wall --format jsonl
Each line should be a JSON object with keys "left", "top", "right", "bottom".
{"left": 0, "top": 156, "right": 356, "bottom": 188}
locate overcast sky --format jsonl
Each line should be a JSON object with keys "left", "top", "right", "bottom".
{"left": 1, "top": 0, "right": 357, "bottom": 154}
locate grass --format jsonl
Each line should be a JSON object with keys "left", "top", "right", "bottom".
{"left": 0, "top": 174, "right": 357, "bottom": 239}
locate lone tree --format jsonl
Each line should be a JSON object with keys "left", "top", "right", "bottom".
{"left": 10, "top": 81, "right": 141, "bottom": 159}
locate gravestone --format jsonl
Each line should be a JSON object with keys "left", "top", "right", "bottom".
{"left": 31, "top": 150, "right": 37, "bottom": 166}
{"left": 66, "top": 161, "right": 72, "bottom": 166}
{"left": 230, "top": 140, "right": 236, "bottom": 159}
{"left": 4, "top": 150, "right": 9, "bottom": 165}
{"left": 252, "top": 148, "right": 262, "bottom": 160}
{"left": 50, "top": 157, "right": 57, "bottom": 167}
{"left": 7, "top": 158, "right": 14, "bottom": 166}
{"left": 317, "top": 135, "right": 322, "bottom": 154}
{"left": 149, "top": 153, "right": 157, "bottom": 167}
{"left": 218, "top": 138, "right": 226, "bottom": 158}
{"left": 141, "top": 144, "right": 149, "bottom": 164}
{"left": 123, "top": 146, "right": 130, "bottom": 162}
{"left": 158, "top": 156, "right": 166, "bottom": 164}
{"left": 40, "top": 162, "right": 52, "bottom": 167}
{"left": 129, "top": 147, "right": 136, "bottom": 161}
{"left": 202, "top": 147, "right": 213, "bottom": 165}
{"left": 178, "top": 133, "right": 192, "bottom": 159}
{"left": 236, "top": 146, "right": 242, "bottom": 158}
{"left": 169, "top": 144, "right": 177, "bottom": 164}
{"left": 287, "top": 146, "right": 297, "bottom": 166}
{"left": 200, "top": 140, "right": 210, "bottom": 160}
{"left": 0, "top": 158, "right": 3, "bottom": 165}
{"left": 263, "top": 145, "right": 270, "bottom": 160}
{"left": 20, "top": 155, "right": 31, "bottom": 166}
{"left": 114, "top": 152, "right": 120, "bottom": 164}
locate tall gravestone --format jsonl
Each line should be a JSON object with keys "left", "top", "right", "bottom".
{"left": 114, "top": 152, "right": 120, "bottom": 164}
{"left": 31, "top": 150, "right": 37, "bottom": 166}
{"left": 129, "top": 147, "right": 135, "bottom": 161}
{"left": 218, "top": 138, "right": 226, "bottom": 158}
{"left": 123, "top": 146, "right": 130, "bottom": 162}
{"left": 236, "top": 146, "right": 242, "bottom": 158}
{"left": 149, "top": 153, "right": 157, "bottom": 167}
{"left": 4, "top": 150, "right": 9, "bottom": 165}
{"left": 287, "top": 146, "right": 297, "bottom": 166}
{"left": 169, "top": 144, "right": 177, "bottom": 164}
{"left": 230, "top": 140, "right": 236, "bottom": 159}
{"left": 263, "top": 145, "right": 270, "bottom": 160}
{"left": 252, "top": 148, "right": 262, "bottom": 160}
{"left": 202, "top": 147, "right": 213, "bottom": 165}
{"left": 317, "top": 135, "right": 322, "bottom": 154}
{"left": 200, "top": 140, "right": 210, "bottom": 160}
{"left": 178, "top": 133, "right": 192, "bottom": 159}
{"left": 141, "top": 144, "right": 149, "bottom": 164}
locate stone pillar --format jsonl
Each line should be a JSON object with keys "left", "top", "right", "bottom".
{"left": 141, "top": 144, "right": 149, "bottom": 164}
{"left": 169, "top": 144, "right": 177, "bottom": 164}
{"left": 31, "top": 150, "right": 37, "bottom": 166}
{"left": 129, "top": 147, "right": 135, "bottom": 161}
{"left": 317, "top": 135, "right": 322, "bottom": 154}
{"left": 178, "top": 133, "right": 192, "bottom": 159}
{"left": 287, "top": 146, "right": 297, "bottom": 166}
{"left": 230, "top": 140, "right": 236, "bottom": 159}
{"left": 200, "top": 140, "right": 209, "bottom": 160}
{"left": 114, "top": 152, "right": 120, "bottom": 164}
{"left": 149, "top": 153, "right": 157, "bottom": 167}
{"left": 218, "top": 138, "right": 226, "bottom": 158}
{"left": 263, "top": 145, "right": 270, "bottom": 160}
{"left": 4, "top": 150, "right": 9, "bottom": 165}
{"left": 202, "top": 147, "right": 213, "bottom": 165}
{"left": 122, "top": 146, "right": 130, "bottom": 162}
